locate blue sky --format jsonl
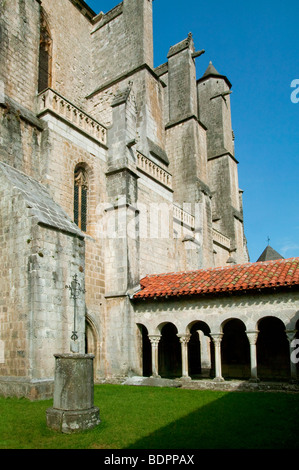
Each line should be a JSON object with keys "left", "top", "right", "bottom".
{"left": 86, "top": 0, "right": 299, "bottom": 262}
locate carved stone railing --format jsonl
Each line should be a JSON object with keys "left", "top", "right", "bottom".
{"left": 212, "top": 228, "right": 230, "bottom": 249}
{"left": 173, "top": 204, "right": 195, "bottom": 229}
{"left": 137, "top": 152, "right": 172, "bottom": 190}
{"left": 37, "top": 88, "right": 107, "bottom": 145}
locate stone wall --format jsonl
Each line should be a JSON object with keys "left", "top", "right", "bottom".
{"left": 41, "top": 0, "right": 93, "bottom": 108}
{"left": 0, "top": 0, "right": 40, "bottom": 111}
{"left": 91, "top": 0, "right": 153, "bottom": 92}
{"left": 0, "top": 162, "right": 85, "bottom": 398}
{"left": 0, "top": 101, "right": 44, "bottom": 178}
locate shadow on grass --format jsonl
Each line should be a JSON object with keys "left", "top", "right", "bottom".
{"left": 1, "top": 384, "right": 299, "bottom": 449}
{"left": 125, "top": 388, "right": 299, "bottom": 449}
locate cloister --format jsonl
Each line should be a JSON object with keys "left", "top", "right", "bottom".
{"left": 133, "top": 259, "right": 299, "bottom": 384}
{"left": 136, "top": 315, "right": 299, "bottom": 383}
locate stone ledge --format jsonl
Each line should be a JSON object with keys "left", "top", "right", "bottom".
{"left": 100, "top": 376, "right": 299, "bottom": 393}
{"left": 179, "top": 379, "right": 299, "bottom": 393}
{"left": 122, "top": 376, "right": 182, "bottom": 388}
{"left": 0, "top": 378, "right": 54, "bottom": 400}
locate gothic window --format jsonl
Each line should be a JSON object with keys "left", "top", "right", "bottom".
{"left": 38, "top": 12, "right": 52, "bottom": 93}
{"left": 74, "top": 165, "right": 88, "bottom": 232}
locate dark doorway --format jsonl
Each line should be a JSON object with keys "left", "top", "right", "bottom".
{"left": 221, "top": 319, "right": 250, "bottom": 379}
{"left": 257, "top": 317, "right": 290, "bottom": 380}
{"left": 158, "top": 323, "right": 181, "bottom": 378}
{"left": 188, "top": 321, "right": 212, "bottom": 378}
{"left": 138, "top": 324, "right": 151, "bottom": 377}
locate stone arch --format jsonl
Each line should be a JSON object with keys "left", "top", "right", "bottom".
{"left": 256, "top": 316, "right": 290, "bottom": 380}
{"left": 85, "top": 312, "right": 100, "bottom": 379}
{"left": 136, "top": 323, "right": 151, "bottom": 377}
{"left": 186, "top": 320, "right": 213, "bottom": 378}
{"left": 158, "top": 322, "right": 181, "bottom": 379}
{"left": 221, "top": 318, "right": 250, "bottom": 379}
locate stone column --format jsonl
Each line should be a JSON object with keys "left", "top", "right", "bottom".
{"left": 211, "top": 333, "right": 224, "bottom": 381}
{"left": 246, "top": 330, "right": 259, "bottom": 382}
{"left": 46, "top": 354, "right": 100, "bottom": 434}
{"left": 285, "top": 330, "right": 298, "bottom": 381}
{"left": 198, "top": 330, "right": 211, "bottom": 377}
{"left": 148, "top": 335, "right": 161, "bottom": 378}
{"left": 178, "top": 334, "right": 191, "bottom": 381}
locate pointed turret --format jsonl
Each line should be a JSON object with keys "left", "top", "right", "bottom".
{"left": 257, "top": 245, "right": 284, "bottom": 262}
{"left": 197, "top": 61, "right": 249, "bottom": 265}
{"left": 203, "top": 61, "right": 220, "bottom": 77}
{"left": 200, "top": 61, "right": 232, "bottom": 88}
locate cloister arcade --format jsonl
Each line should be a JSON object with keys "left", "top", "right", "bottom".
{"left": 136, "top": 313, "right": 299, "bottom": 383}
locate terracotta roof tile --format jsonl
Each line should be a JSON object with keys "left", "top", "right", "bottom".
{"left": 133, "top": 258, "right": 299, "bottom": 299}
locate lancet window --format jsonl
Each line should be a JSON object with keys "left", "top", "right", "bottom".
{"left": 74, "top": 165, "right": 88, "bottom": 232}
{"left": 38, "top": 11, "right": 52, "bottom": 93}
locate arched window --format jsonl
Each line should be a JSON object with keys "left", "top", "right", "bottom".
{"left": 74, "top": 165, "right": 88, "bottom": 232}
{"left": 38, "top": 11, "right": 52, "bottom": 93}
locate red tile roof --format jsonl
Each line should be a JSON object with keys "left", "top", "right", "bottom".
{"left": 133, "top": 257, "right": 299, "bottom": 299}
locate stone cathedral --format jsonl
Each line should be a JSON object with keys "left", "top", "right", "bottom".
{"left": 0, "top": 0, "right": 298, "bottom": 399}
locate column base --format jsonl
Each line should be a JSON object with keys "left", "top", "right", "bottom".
{"left": 179, "top": 376, "right": 192, "bottom": 382}
{"left": 213, "top": 376, "right": 225, "bottom": 382}
{"left": 248, "top": 377, "right": 260, "bottom": 383}
{"left": 46, "top": 407, "right": 100, "bottom": 434}
{"left": 289, "top": 378, "right": 299, "bottom": 384}
{"left": 200, "top": 368, "right": 212, "bottom": 378}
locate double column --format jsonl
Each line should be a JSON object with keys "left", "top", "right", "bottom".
{"left": 148, "top": 333, "right": 192, "bottom": 380}
{"left": 210, "top": 330, "right": 260, "bottom": 382}
{"left": 148, "top": 335, "right": 161, "bottom": 378}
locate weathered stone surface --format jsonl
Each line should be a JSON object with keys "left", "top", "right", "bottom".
{"left": 46, "top": 406, "right": 100, "bottom": 434}
{"left": 52, "top": 354, "right": 95, "bottom": 411}
{"left": 47, "top": 353, "right": 100, "bottom": 433}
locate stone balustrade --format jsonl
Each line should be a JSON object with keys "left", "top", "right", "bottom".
{"left": 173, "top": 204, "right": 195, "bottom": 229}
{"left": 137, "top": 152, "right": 172, "bottom": 190}
{"left": 212, "top": 228, "right": 230, "bottom": 249}
{"left": 38, "top": 88, "right": 107, "bottom": 145}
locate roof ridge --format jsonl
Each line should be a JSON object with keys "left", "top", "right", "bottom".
{"left": 140, "top": 257, "right": 299, "bottom": 281}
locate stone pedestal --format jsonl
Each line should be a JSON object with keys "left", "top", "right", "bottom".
{"left": 46, "top": 353, "right": 100, "bottom": 434}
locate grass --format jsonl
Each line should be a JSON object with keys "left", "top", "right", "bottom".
{"left": 0, "top": 384, "right": 299, "bottom": 449}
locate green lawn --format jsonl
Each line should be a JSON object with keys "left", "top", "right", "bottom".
{"left": 0, "top": 384, "right": 298, "bottom": 449}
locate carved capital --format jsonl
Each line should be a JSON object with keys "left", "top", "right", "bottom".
{"left": 210, "top": 333, "right": 223, "bottom": 346}
{"left": 177, "top": 334, "right": 191, "bottom": 344}
{"left": 246, "top": 330, "right": 259, "bottom": 345}
{"left": 148, "top": 335, "right": 161, "bottom": 346}
{"left": 285, "top": 330, "right": 297, "bottom": 343}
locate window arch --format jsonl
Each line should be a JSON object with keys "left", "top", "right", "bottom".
{"left": 38, "top": 10, "right": 52, "bottom": 93}
{"left": 74, "top": 164, "right": 88, "bottom": 232}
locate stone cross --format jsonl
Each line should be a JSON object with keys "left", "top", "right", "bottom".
{"left": 65, "top": 274, "right": 86, "bottom": 352}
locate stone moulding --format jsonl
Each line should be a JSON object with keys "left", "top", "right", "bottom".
{"left": 37, "top": 88, "right": 107, "bottom": 146}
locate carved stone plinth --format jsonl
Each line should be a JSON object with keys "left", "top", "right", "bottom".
{"left": 46, "top": 353, "right": 100, "bottom": 434}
